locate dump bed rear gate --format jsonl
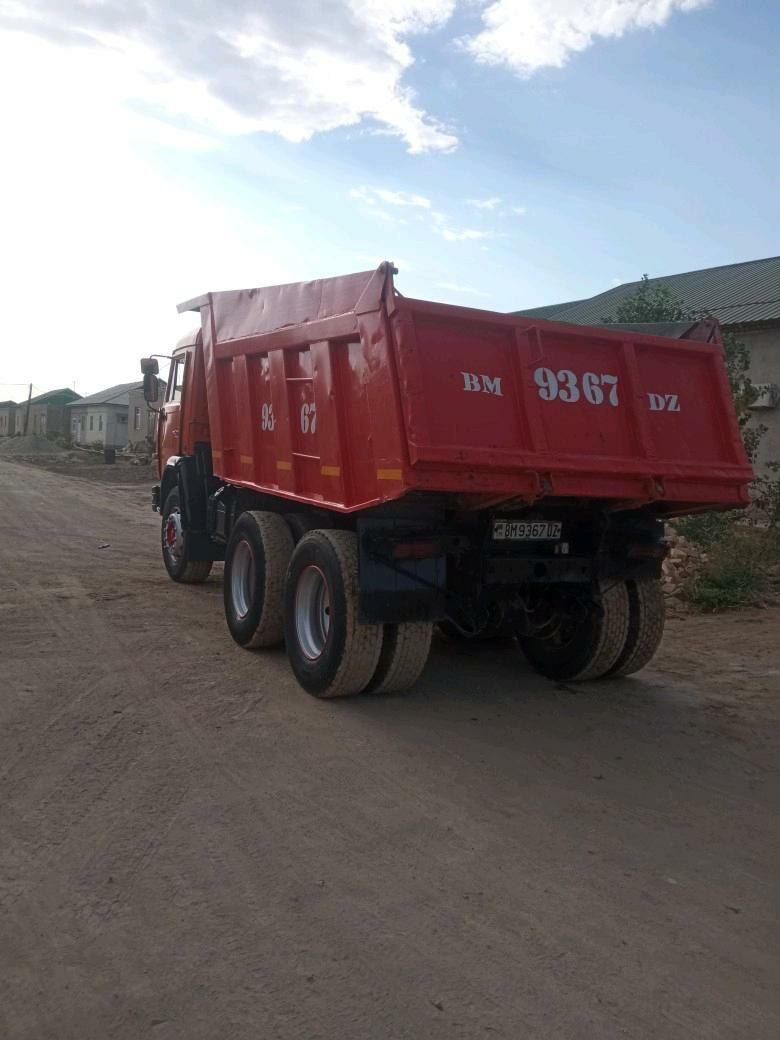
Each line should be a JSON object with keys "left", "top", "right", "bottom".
{"left": 180, "top": 263, "right": 751, "bottom": 516}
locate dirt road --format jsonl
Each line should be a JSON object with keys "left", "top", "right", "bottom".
{"left": 1, "top": 458, "right": 778, "bottom": 1040}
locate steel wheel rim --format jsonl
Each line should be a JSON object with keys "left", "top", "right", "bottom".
{"left": 164, "top": 509, "right": 184, "bottom": 563}
{"left": 231, "top": 539, "right": 255, "bottom": 619}
{"left": 295, "top": 565, "right": 330, "bottom": 660}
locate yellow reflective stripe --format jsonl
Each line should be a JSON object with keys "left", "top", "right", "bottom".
{"left": 377, "top": 468, "right": 402, "bottom": 481}
{"left": 321, "top": 465, "right": 341, "bottom": 477}
{"left": 276, "top": 460, "right": 292, "bottom": 471}
{"left": 240, "top": 455, "right": 253, "bottom": 465}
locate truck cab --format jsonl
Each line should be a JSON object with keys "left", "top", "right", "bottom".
{"left": 154, "top": 331, "right": 210, "bottom": 475}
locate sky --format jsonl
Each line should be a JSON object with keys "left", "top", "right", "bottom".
{"left": 0, "top": 0, "right": 778, "bottom": 399}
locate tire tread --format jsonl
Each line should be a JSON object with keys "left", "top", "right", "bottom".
{"left": 368, "top": 622, "right": 433, "bottom": 695}
{"left": 609, "top": 577, "right": 665, "bottom": 677}
{"left": 225, "top": 510, "right": 293, "bottom": 648}
{"left": 574, "top": 580, "right": 630, "bottom": 681}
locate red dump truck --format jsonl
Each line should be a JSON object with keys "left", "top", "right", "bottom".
{"left": 141, "top": 262, "right": 752, "bottom": 698}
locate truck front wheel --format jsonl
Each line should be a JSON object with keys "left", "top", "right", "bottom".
{"left": 224, "top": 511, "right": 294, "bottom": 648}
{"left": 518, "top": 580, "right": 630, "bottom": 682}
{"left": 284, "top": 530, "right": 383, "bottom": 698}
{"left": 161, "top": 487, "right": 213, "bottom": 584}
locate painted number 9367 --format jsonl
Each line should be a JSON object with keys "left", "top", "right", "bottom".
{"left": 533, "top": 367, "right": 619, "bottom": 407}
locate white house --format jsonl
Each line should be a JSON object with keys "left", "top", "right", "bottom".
{"left": 67, "top": 381, "right": 142, "bottom": 449}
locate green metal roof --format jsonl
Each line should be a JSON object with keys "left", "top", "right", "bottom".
{"left": 28, "top": 388, "right": 82, "bottom": 406}
{"left": 515, "top": 256, "right": 780, "bottom": 327}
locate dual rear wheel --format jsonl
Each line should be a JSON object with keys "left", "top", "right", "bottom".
{"left": 517, "top": 576, "right": 665, "bottom": 682}
{"left": 170, "top": 502, "right": 663, "bottom": 695}
{"left": 223, "top": 515, "right": 432, "bottom": 698}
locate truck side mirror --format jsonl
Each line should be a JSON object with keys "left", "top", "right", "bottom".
{"left": 143, "top": 372, "right": 161, "bottom": 403}
{"left": 140, "top": 357, "right": 160, "bottom": 375}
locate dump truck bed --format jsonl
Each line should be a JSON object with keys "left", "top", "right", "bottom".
{"left": 180, "top": 263, "right": 752, "bottom": 515}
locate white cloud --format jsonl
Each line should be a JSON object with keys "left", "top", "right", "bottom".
{"left": 436, "top": 282, "right": 489, "bottom": 297}
{"left": 428, "top": 208, "right": 492, "bottom": 242}
{"left": 512, "top": 205, "right": 528, "bottom": 216}
{"left": 350, "top": 187, "right": 431, "bottom": 209}
{"left": 467, "top": 196, "right": 502, "bottom": 209}
{"left": 0, "top": 32, "right": 297, "bottom": 395}
{"left": 464, "top": 0, "right": 710, "bottom": 75}
{"left": 1, "top": 0, "right": 458, "bottom": 153}
{"left": 439, "top": 227, "right": 491, "bottom": 242}
{"left": 1, "top": 1, "right": 707, "bottom": 157}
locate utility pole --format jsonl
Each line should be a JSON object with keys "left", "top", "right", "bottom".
{"left": 23, "top": 383, "right": 32, "bottom": 436}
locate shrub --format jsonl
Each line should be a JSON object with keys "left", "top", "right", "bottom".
{"left": 676, "top": 511, "right": 743, "bottom": 551}
{"left": 684, "top": 526, "right": 780, "bottom": 612}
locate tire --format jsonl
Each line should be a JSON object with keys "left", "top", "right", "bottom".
{"left": 224, "top": 511, "right": 294, "bottom": 649}
{"left": 161, "top": 486, "right": 213, "bottom": 584}
{"left": 518, "top": 580, "right": 630, "bottom": 682}
{"left": 608, "top": 577, "right": 665, "bottom": 677}
{"left": 284, "top": 530, "right": 383, "bottom": 698}
{"left": 367, "top": 622, "right": 433, "bottom": 695}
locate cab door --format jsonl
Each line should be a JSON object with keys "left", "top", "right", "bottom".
{"left": 158, "top": 353, "right": 187, "bottom": 467}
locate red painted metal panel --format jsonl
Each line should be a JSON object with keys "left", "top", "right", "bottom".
{"left": 181, "top": 264, "right": 752, "bottom": 514}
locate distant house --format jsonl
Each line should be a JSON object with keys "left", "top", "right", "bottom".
{"left": 0, "top": 400, "right": 17, "bottom": 437}
{"left": 515, "top": 256, "right": 780, "bottom": 472}
{"left": 14, "top": 388, "right": 81, "bottom": 437}
{"left": 127, "top": 384, "right": 157, "bottom": 450}
{"left": 67, "top": 381, "right": 142, "bottom": 449}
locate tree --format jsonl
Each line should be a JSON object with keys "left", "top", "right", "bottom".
{"left": 606, "top": 274, "right": 690, "bottom": 324}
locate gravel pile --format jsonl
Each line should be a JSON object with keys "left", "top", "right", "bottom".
{"left": 0, "top": 434, "right": 68, "bottom": 455}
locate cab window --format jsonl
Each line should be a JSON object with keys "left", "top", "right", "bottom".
{"left": 168, "top": 356, "right": 186, "bottom": 403}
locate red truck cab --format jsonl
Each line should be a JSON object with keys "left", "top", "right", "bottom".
{"left": 156, "top": 330, "right": 210, "bottom": 470}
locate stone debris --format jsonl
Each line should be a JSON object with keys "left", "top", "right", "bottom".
{"left": 0, "top": 434, "right": 68, "bottom": 456}
{"left": 662, "top": 525, "right": 708, "bottom": 604}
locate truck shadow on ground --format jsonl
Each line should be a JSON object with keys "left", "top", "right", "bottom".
{"left": 336, "top": 635, "right": 747, "bottom": 764}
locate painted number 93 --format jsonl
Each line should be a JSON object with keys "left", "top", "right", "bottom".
{"left": 533, "top": 368, "right": 619, "bottom": 407}
{"left": 260, "top": 402, "right": 275, "bottom": 431}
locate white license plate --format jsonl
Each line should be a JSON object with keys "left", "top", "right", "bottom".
{"left": 493, "top": 520, "right": 562, "bottom": 541}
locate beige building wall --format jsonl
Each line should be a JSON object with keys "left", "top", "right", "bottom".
{"left": 70, "top": 405, "right": 129, "bottom": 448}
{"left": 127, "top": 387, "right": 157, "bottom": 449}
{"left": 738, "top": 325, "right": 780, "bottom": 471}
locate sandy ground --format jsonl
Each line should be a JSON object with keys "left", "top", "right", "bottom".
{"left": 1, "top": 457, "right": 778, "bottom": 1040}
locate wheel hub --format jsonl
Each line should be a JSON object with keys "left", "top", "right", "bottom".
{"left": 164, "top": 509, "right": 184, "bottom": 562}
{"left": 295, "top": 565, "right": 331, "bottom": 660}
{"left": 230, "top": 539, "right": 256, "bottom": 620}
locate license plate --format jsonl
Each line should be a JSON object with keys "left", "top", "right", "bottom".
{"left": 493, "top": 520, "right": 562, "bottom": 541}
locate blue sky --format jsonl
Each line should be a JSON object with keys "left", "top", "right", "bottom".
{"left": 0, "top": 0, "right": 777, "bottom": 397}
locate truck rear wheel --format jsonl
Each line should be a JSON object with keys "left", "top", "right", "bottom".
{"left": 367, "top": 622, "right": 433, "bottom": 695}
{"left": 284, "top": 530, "right": 383, "bottom": 698}
{"left": 161, "top": 487, "right": 213, "bottom": 584}
{"left": 224, "top": 511, "right": 294, "bottom": 649}
{"left": 518, "top": 580, "right": 630, "bottom": 682}
{"left": 608, "top": 577, "right": 665, "bottom": 677}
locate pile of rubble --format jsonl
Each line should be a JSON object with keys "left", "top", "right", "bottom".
{"left": 662, "top": 525, "right": 708, "bottom": 602}
{"left": 0, "top": 433, "right": 69, "bottom": 456}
